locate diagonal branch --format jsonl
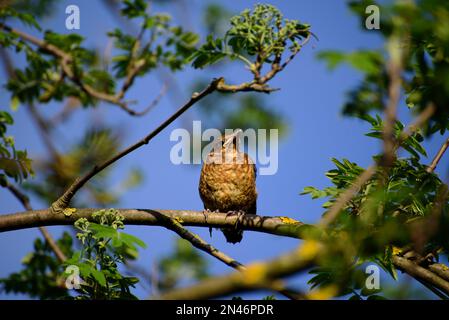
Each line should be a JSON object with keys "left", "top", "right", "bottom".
{"left": 426, "top": 137, "right": 449, "bottom": 173}
{"left": 49, "top": 78, "right": 221, "bottom": 213}
{"left": 393, "top": 255, "right": 449, "bottom": 296}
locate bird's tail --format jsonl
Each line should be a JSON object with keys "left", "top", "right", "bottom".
{"left": 221, "top": 228, "right": 243, "bottom": 244}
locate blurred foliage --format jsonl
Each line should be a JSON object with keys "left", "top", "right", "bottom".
{"left": 64, "top": 209, "right": 146, "bottom": 299}
{"left": 109, "top": 0, "right": 199, "bottom": 75}
{"left": 157, "top": 238, "right": 209, "bottom": 291}
{"left": 0, "top": 110, "right": 33, "bottom": 186}
{"left": 1, "top": 0, "right": 198, "bottom": 107}
{"left": 10, "top": 0, "right": 58, "bottom": 18}
{"left": 303, "top": 0, "right": 449, "bottom": 299}
{"left": 0, "top": 231, "right": 73, "bottom": 299}
{"left": 197, "top": 90, "right": 288, "bottom": 137}
{"left": 203, "top": 3, "right": 232, "bottom": 36}
{"left": 381, "top": 278, "right": 434, "bottom": 299}
{"left": 24, "top": 126, "right": 143, "bottom": 207}
{"left": 319, "top": 0, "right": 449, "bottom": 134}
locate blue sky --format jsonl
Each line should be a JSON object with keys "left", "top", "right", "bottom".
{"left": 1, "top": 0, "right": 448, "bottom": 299}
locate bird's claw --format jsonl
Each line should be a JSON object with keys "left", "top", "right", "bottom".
{"left": 203, "top": 209, "right": 220, "bottom": 238}
{"left": 226, "top": 210, "right": 245, "bottom": 229}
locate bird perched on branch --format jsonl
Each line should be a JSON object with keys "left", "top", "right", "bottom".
{"left": 199, "top": 129, "right": 257, "bottom": 243}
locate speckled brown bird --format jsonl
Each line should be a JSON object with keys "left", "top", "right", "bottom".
{"left": 199, "top": 130, "right": 257, "bottom": 243}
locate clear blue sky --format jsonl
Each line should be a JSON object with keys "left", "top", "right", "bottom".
{"left": 1, "top": 0, "right": 447, "bottom": 299}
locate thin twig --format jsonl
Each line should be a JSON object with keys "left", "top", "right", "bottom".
{"left": 125, "top": 81, "right": 169, "bottom": 116}
{"left": 426, "top": 137, "right": 449, "bottom": 173}
{"left": 27, "top": 103, "right": 61, "bottom": 160}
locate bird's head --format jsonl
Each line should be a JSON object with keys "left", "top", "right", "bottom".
{"left": 206, "top": 129, "right": 244, "bottom": 164}
{"left": 220, "top": 129, "right": 242, "bottom": 152}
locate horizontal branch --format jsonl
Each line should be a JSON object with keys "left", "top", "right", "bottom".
{"left": 0, "top": 209, "right": 308, "bottom": 239}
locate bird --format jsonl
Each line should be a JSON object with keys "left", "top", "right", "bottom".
{"left": 199, "top": 129, "right": 257, "bottom": 243}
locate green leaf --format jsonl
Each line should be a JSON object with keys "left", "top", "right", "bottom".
{"left": 119, "top": 232, "right": 147, "bottom": 249}
{"left": 317, "top": 51, "right": 345, "bottom": 70}
{"left": 88, "top": 223, "right": 118, "bottom": 239}
{"left": 91, "top": 269, "right": 107, "bottom": 287}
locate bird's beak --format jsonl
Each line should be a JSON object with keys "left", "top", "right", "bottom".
{"left": 223, "top": 129, "right": 243, "bottom": 147}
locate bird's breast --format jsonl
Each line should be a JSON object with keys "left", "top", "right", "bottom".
{"left": 199, "top": 152, "right": 257, "bottom": 212}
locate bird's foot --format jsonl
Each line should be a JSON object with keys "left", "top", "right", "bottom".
{"left": 203, "top": 209, "right": 219, "bottom": 238}
{"left": 226, "top": 210, "right": 246, "bottom": 229}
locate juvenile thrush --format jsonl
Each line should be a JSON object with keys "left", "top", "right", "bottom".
{"left": 199, "top": 130, "right": 257, "bottom": 243}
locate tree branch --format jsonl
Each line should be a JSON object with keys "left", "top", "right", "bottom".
{"left": 381, "top": 37, "right": 403, "bottom": 168}
{"left": 426, "top": 137, "right": 449, "bottom": 173}
{"left": 393, "top": 255, "right": 449, "bottom": 296}
{"left": 0, "top": 209, "right": 308, "bottom": 238}
{"left": 2, "top": 207, "right": 449, "bottom": 298}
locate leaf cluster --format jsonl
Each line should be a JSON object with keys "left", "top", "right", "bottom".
{"left": 65, "top": 209, "right": 146, "bottom": 299}
{"left": 0, "top": 111, "right": 33, "bottom": 186}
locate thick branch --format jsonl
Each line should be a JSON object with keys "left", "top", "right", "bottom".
{"left": 0, "top": 209, "right": 308, "bottom": 238}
